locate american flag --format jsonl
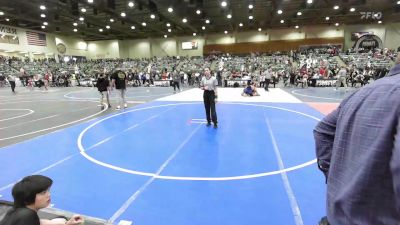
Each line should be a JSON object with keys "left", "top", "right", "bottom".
{"left": 26, "top": 31, "right": 47, "bottom": 46}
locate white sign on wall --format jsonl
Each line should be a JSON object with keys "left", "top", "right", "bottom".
{"left": 182, "top": 41, "right": 198, "bottom": 50}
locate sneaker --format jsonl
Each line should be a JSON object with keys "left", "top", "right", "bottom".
{"left": 108, "top": 104, "right": 112, "bottom": 108}
{"left": 101, "top": 105, "right": 105, "bottom": 110}
{"left": 206, "top": 122, "right": 211, "bottom": 127}
{"left": 213, "top": 124, "right": 218, "bottom": 129}
{"left": 116, "top": 106, "right": 121, "bottom": 110}
{"left": 124, "top": 103, "right": 128, "bottom": 108}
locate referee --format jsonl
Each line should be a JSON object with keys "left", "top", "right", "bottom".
{"left": 201, "top": 68, "right": 218, "bottom": 128}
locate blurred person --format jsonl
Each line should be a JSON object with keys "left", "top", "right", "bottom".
{"left": 200, "top": 68, "right": 218, "bottom": 128}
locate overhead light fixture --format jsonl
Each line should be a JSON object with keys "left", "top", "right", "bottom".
{"left": 99, "top": 28, "right": 103, "bottom": 32}
{"left": 128, "top": 2, "right": 134, "bottom": 7}
{"left": 196, "top": 10, "right": 201, "bottom": 14}
{"left": 227, "top": 14, "right": 232, "bottom": 19}
{"left": 164, "top": 34, "right": 167, "bottom": 38}
{"left": 378, "top": 20, "right": 382, "bottom": 24}
{"left": 398, "top": 0, "right": 400, "bottom": 4}
{"left": 81, "top": 8, "right": 86, "bottom": 13}
{"left": 277, "top": 10, "right": 283, "bottom": 14}
{"left": 221, "top": 1, "right": 227, "bottom": 7}
{"left": 224, "top": 30, "right": 228, "bottom": 34}
{"left": 325, "top": 16, "right": 330, "bottom": 21}
{"left": 168, "top": 7, "right": 173, "bottom": 12}
{"left": 297, "top": 11, "right": 302, "bottom": 16}
{"left": 205, "top": 19, "right": 210, "bottom": 24}
{"left": 150, "top": 14, "right": 155, "bottom": 19}
{"left": 182, "top": 18, "right": 187, "bottom": 23}
{"left": 280, "top": 19, "right": 285, "bottom": 23}
{"left": 166, "top": 23, "right": 171, "bottom": 27}
{"left": 193, "top": 32, "right": 196, "bottom": 36}
{"left": 73, "top": 28, "right": 78, "bottom": 32}
{"left": 0, "top": 12, "right": 4, "bottom": 16}
{"left": 248, "top": 4, "right": 253, "bottom": 9}
{"left": 142, "top": 22, "right": 146, "bottom": 26}
{"left": 106, "top": 25, "right": 110, "bottom": 29}
{"left": 335, "top": 23, "right": 339, "bottom": 26}
{"left": 41, "top": 25, "right": 45, "bottom": 29}
{"left": 333, "top": 5, "right": 339, "bottom": 10}
{"left": 73, "top": 22, "right": 78, "bottom": 26}
{"left": 79, "top": 17, "right": 84, "bottom": 21}
{"left": 374, "top": 13, "right": 378, "bottom": 18}
{"left": 258, "top": 28, "right": 262, "bottom": 31}
{"left": 249, "top": 15, "right": 253, "bottom": 20}
{"left": 5, "top": 18, "right": 9, "bottom": 21}
{"left": 121, "top": 12, "right": 126, "bottom": 17}
{"left": 40, "top": 5, "right": 46, "bottom": 10}
{"left": 131, "top": 25, "right": 135, "bottom": 29}
{"left": 239, "top": 23, "right": 243, "bottom": 27}
{"left": 88, "top": 0, "right": 93, "bottom": 3}
{"left": 295, "top": 25, "right": 299, "bottom": 29}
{"left": 41, "top": 14, "right": 46, "bottom": 18}
{"left": 43, "top": 22, "right": 48, "bottom": 25}
{"left": 202, "top": 26, "right": 205, "bottom": 30}
{"left": 350, "top": 8, "right": 355, "bottom": 12}
{"left": 12, "top": 36, "right": 17, "bottom": 39}
{"left": 307, "top": 0, "right": 313, "bottom": 3}
{"left": 168, "top": 28, "right": 171, "bottom": 32}
{"left": 110, "top": 18, "right": 114, "bottom": 22}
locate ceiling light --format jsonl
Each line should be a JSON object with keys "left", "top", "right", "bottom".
{"left": 99, "top": 28, "right": 103, "bottom": 32}
{"left": 325, "top": 16, "right": 330, "bottom": 21}
{"left": 0, "top": 12, "right": 4, "bottom": 16}
{"left": 307, "top": 0, "right": 313, "bottom": 3}
{"left": 128, "top": 2, "right": 134, "bottom": 7}
{"left": 249, "top": 15, "right": 253, "bottom": 20}
{"left": 277, "top": 10, "right": 283, "bottom": 14}
{"left": 164, "top": 35, "right": 167, "bottom": 38}
{"left": 131, "top": 26, "right": 135, "bottom": 29}
{"left": 227, "top": 14, "right": 232, "bottom": 19}
{"left": 221, "top": 1, "right": 227, "bottom": 7}
{"left": 73, "top": 28, "right": 78, "bottom": 32}
{"left": 41, "top": 26, "right": 45, "bottom": 29}
{"left": 106, "top": 25, "right": 110, "bottom": 29}
{"left": 73, "top": 22, "right": 78, "bottom": 26}
{"left": 398, "top": 1, "right": 400, "bottom": 4}
{"left": 335, "top": 23, "right": 339, "bottom": 26}
{"left": 166, "top": 23, "right": 171, "bottom": 27}
{"left": 258, "top": 28, "right": 262, "bottom": 31}
{"left": 110, "top": 18, "right": 114, "bottom": 22}
{"left": 121, "top": 12, "right": 126, "bottom": 17}
{"left": 40, "top": 5, "right": 46, "bottom": 10}
{"left": 378, "top": 20, "right": 382, "bottom": 24}
{"left": 79, "top": 17, "right": 84, "bottom": 21}
{"left": 295, "top": 25, "right": 299, "bottom": 29}
{"left": 297, "top": 12, "right": 302, "bottom": 16}
{"left": 142, "top": 22, "right": 146, "bottom": 26}
{"left": 374, "top": 13, "right": 378, "bottom": 17}
{"left": 193, "top": 32, "right": 196, "bottom": 36}
{"left": 88, "top": 0, "right": 93, "bottom": 3}
{"left": 43, "top": 22, "right": 48, "bottom": 25}
{"left": 280, "top": 19, "right": 285, "bottom": 23}
{"left": 5, "top": 18, "right": 9, "bottom": 21}
{"left": 150, "top": 14, "right": 155, "bottom": 19}
{"left": 41, "top": 14, "right": 46, "bottom": 18}
{"left": 196, "top": 10, "right": 201, "bottom": 14}
{"left": 202, "top": 26, "right": 205, "bottom": 30}
{"left": 205, "top": 19, "right": 210, "bottom": 24}
{"left": 248, "top": 4, "right": 253, "bottom": 9}
{"left": 239, "top": 23, "right": 243, "bottom": 27}
{"left": 182, "top": 18, "right": 187, "bottom": 23}
{"left": 224, "top": 30, "right": 228, "bottom": 34}
{"left": 168, "top": 7, "right": 173, "bottom": 12}
{"left": 350, "top": 8, "right": 355, "bottom": 12}
{"left": 168, "top": 28, "right": 171, "bottom": 32}
{"left": 81, "top": 8, "right": 87, "bottom": 13}
{"left": 333, "top": 5, "right": 339, "bottom": 10}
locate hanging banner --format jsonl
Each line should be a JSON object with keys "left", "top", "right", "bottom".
{"left": 353, "top": 34, "right": 382, "bottom": 52}
{"left": 0, "top": 25, "right": 19, "bottom": 44}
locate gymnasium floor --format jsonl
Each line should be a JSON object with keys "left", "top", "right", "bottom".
{"left": 0, "top": 85, "right": 356, "bottom": 225}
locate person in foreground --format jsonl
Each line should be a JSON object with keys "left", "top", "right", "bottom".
{"left": 0, "top": 175, "right": 84, "bottom": 225}
{"left": 314, "top": 54, "right": 400, "bottom": 225}
{"left": 200, "top": 68, "right": 218, "bottom": 128}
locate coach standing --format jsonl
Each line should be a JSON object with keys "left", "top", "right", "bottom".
{"left": 201, "top": 68, "right": 218, "bottom": 128}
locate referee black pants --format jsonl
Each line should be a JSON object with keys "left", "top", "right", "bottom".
{"left": 9, "top": 81, "right": 15, "bottom": 92}
{"left": 203, "top": 90, "right": 217, "bottom": 124}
